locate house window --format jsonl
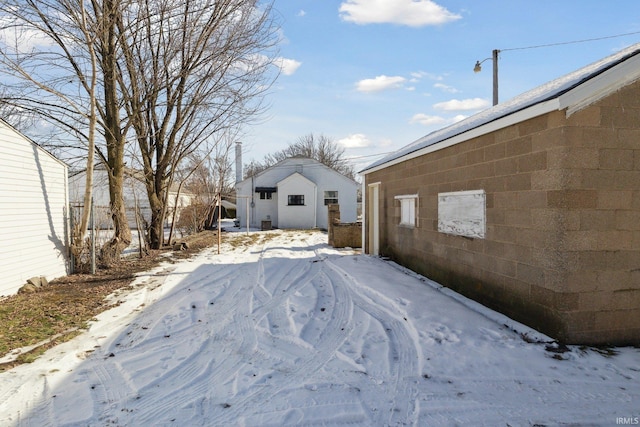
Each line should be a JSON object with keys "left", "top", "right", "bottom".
{"left": 288, "top": 195, "right": 305, "bottom": 206}
{"left": 259, "top": 191, "right": 272, "bottom": 200}
{"left": 394, "top": 194, "right": 418, "bottom": 227}
{"left": 324, "top": 190, "right": 338, "bottom": 205}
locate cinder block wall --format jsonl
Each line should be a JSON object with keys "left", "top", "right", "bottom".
{"left": 332, "top": 224, "right": 362, "bottom": 248}
{"left": 328, "top": 204, "right": 362, "bottom": 248}
{"left": 365, "top": 80, "right": 640, "bottom": 345}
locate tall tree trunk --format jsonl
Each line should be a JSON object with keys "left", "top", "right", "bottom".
{"left": 70, "top": 0, "right": 97, "bottom": 261}
{"left": 100, "top": 0, "right": 131, "bottom": 265}
{"left": 148, "top": 191, "right": 164, "bottom": 249}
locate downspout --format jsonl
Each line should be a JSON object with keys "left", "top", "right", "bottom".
{"left": 314, "top": 185, "right": 317, "bottom": 228}
{"left": 251, "top": 175, "right": 255, "bottom": 228}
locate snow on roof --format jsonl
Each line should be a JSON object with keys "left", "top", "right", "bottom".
{"left": 361, "top": 42, "right": 640, "bottom": 173}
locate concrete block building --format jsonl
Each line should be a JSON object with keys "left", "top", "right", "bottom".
{"left": 360, "top": 43, "right": 640, "bottom": 345}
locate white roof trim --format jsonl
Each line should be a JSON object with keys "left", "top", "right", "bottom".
{"left": 561, "top": 52, "right": 640, "bottom": 116}
{"left": 394, "top": 194, "right": 419, "bottom": 200}
{"left": 277, "top": 171, "right": 316, "bottom": 187}
{"left": 364, "top": 98, "right": 559, "bottom": 175}
{"left": 362, "top": 43, "right": 640, "bottom": 176}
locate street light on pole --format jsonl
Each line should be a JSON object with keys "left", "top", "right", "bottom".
{"left": 474, "top": 49, "right": 500, "bottom": 106}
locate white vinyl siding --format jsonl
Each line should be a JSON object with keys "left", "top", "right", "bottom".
{"left": 278, "top": 173, "right": 316, "bottom": 229}
{"left": 0, "top": 120, "right": 69, "bottom": 296}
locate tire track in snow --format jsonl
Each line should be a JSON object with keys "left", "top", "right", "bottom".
{"left": 129, "top": 260, "right": 263, "bottom": 424}
{"left": 124, "top": 239, "right": 309, "bottom": 424}
{"left": 76, "top": 248, "right": 262, "bottom": 425}
{"left": 216, "top": 243, "right": 422, "bottom": 425}
{"left": 213, "top": 254, "right": 358, "bottom": 425}
{"left": 321, "top": 255, "right": 423, "bottom": 426}
{"left": 252, "top": 258, "right": 320, "bottom": 334}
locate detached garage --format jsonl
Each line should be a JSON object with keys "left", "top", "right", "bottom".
{"left": 361, "top": 44, "right": 640, "bottom": 345}
{"left": 0, "top": 119, "right": 69, "bottom": 296}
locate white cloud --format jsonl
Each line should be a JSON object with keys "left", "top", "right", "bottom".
{"left": 276, "top": 57, "right": 302, "bottom": 76}
{"left": 339, "top": 0, "right": 461, "bottom": 27}
{"left": 0, "top": 17, "right": 56, "bottom": 53}
{"left": 434, "top": 83, "right": 459, "bottom": 94}
{"left": 298, "top": 10, "right": 306, "bottom": 17}
{"left": 409, "top": 114, "right": 446, "bottom": 126}
{"left": 433, "top": 98, "right": 490, "bottom": 111}
{"left": 411, "top": 71, "right": 444, "bottom": 81}
{"left": 338, "top": 133, "right": 371, "bottom": 148}
{"left": 356, "top": 75, "right": 406, "bottom": 93}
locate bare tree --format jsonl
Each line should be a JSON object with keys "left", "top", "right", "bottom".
{"left": 0, "top": 0, "right": 130, "bottom": 264}
{"left": 0, "top": 0, "right": 280, "bottom": 258}
{"left": 175, "top": 141, "right": 234, "bottom": 236}
{"left": 246, "top": 133, "right": 356, "bottom": 179}
{"left": 167, "top": 131, "right": 236, "bottom": 243}
{"left": 119, "top": 0, "right": 279, "bottom": 249}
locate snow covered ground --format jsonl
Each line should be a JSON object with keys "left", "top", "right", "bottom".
{"left": 1, "top": 228, "right": 639, "bottom": 426}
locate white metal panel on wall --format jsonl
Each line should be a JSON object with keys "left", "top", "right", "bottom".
{"left": 438, "top": 190, "right": 486, "bottom": 239}
{"left": 0, "top": 120, "right": 69, "bottom": 296}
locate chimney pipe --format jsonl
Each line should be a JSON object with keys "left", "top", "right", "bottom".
{"left": 235, "top": 142, "right": 242, "bottom": 183}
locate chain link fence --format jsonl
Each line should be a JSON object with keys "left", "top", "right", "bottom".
{"left": 69, "top": 202, "right": 114, "bottom": 273}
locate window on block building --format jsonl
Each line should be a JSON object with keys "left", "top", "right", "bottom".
{"left": 324, "top": 190, "right": 338, "bottom": 205}
{"left": 394, "top": 194, "right": 418, "bottom": 227}
{"left": 288, "top": 195, "right": 305, "bottom": 206}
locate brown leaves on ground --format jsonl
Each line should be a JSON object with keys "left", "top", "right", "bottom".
{"left": 0, "top": 231, "right": 218, "bottom": 370}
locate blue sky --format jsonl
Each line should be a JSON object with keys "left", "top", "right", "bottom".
{"left": 242, "top": 0, "right": 640, "bottom": 172}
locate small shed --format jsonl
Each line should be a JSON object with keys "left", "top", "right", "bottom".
{"left": 0, "top": 119, "right": 69, "bottom": 296}
{"left": 361, "top": 44, "right": 640, "bottom": 345}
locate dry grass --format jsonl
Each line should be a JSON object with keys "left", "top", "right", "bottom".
{"left": 0, "top": 231, "right": 218, "bottom": 371}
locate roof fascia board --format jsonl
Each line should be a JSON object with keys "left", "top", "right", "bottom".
{"left": 277, "top": 171, "right": 316, "bottom": 187}
{"left": 362, "top": 98, "right": 560, "bottom": 175}
{"left": 561, "top": 53, "right": 640, "bottom": 116}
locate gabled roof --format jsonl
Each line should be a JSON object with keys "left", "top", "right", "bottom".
{"left": 239, "top": 157, "right": 358, "bottom": 187}
{"left": 361, "top": 42, "right": 640, "bottom": 174}
{"left": 277, "top": 171, "right": 316, "bottom": 187}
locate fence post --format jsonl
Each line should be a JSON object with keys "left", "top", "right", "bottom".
{"left": 70, "top": 206, "right": 75, "bottom": 273}
{"left": 90, "top": 198, "right": 96, "bottom": 274}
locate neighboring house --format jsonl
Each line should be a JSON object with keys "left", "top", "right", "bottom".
{"left": 0, "top": 119, "right": 69, "bottom": 296}
{"left": 235, "top": 157, "right": 358, "bottom": 230}
{"left": 360, "top": 43, "right": 640, "bottom": 345}
{"left": 69, "top": 166, "right": 193, "bottom": 230}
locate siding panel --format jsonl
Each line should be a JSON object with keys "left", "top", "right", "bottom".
{"left": 0, "top": 120, "right": 69, "bottom": 296}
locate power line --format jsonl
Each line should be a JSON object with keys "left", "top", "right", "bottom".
{"left": 501, "top": 30, "right": 640, "bottom": 52}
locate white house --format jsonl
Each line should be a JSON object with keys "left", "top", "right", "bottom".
{"left": 0, "top": 119, "right": 69, "bottom": 296}
{"left": 235, "top": 157, "right": 358, "bottom": 230}
{"left": 69, "top": 167, "right": 193, "bottom": 230}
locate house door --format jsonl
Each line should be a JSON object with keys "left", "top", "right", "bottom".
{"left": 367, "top": 182, "right": 380, "bottom": 256}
